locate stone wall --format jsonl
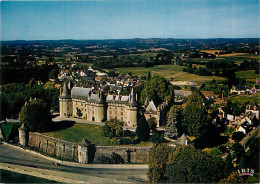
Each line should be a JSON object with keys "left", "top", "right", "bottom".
{"left": 95, "top": 146, "right": 152, "bottom": 163}
{"left": 28, "top": 132, "right": 151, "bottom": 163}
{"left": 28, "top": 132, "right": 78, "bottom": 161}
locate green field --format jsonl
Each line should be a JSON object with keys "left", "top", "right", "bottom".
{"left": 43, "top": 123, "right": 153, "bottom": 147}
{"left": 247, "top": 172, "right": 260, "bottom": 183}
{"left": 119, "top": 53, "right": 158, "bottom": 59}
{"left": 227, "top": 93, "right": 260, "bottom": 104}
{"left": 236, "top": 70, "right": 259, "bottom": 82}
{"left": 0, "top": 169, "right": 58, "bottom": 183}
{"left": 110, "top": 64, "right": 226, "bottom": 82}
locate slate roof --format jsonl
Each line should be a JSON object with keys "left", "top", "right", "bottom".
{"left": 106, "top": 95, "right": 129, "bottom": 104}
{"left": 71, "top": 87, "right": 91, "bottom": 100}
{"left": 145, "top": 100, "right": 157, "bottom": 112}
{"left": 60, "top": 83, "right": 71, "bottom": 99}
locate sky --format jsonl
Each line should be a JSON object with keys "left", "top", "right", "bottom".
{"left": 1, "top": 0, "right": 259, "bottom": 40}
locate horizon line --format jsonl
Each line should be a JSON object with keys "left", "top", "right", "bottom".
{"left": 2, "top": 37, "right": 260, "bottom": 42}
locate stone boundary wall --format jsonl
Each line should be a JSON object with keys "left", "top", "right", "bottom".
{"left": 95, "top": 146, "right": 152, "bottom": 163}
{"left": 28, "top": 132, "right": 151, "bottom": 163}
{"left": 28, "top": 132, "right": 78, "bottom": 161}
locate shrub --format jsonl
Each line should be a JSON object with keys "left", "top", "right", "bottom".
{"left": 150, "top": 131, "right": 164, "bottom": 144}
{"left": 102, "top": 118, "right": 124, "bottom": 138}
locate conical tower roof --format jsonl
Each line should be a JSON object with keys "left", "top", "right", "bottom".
{"left": 19, "top": 123, "right": 27, "bottom": 131}
{"left": 60, "top": 82, "right": 71, "bottom": 99}
{"left": 176, "top": 133, "right": 190, "bottom": 145}
{"left": 144, "top": 98, "right": 148, "bottom": 106}
{"left": 80, "top": 138, "right": 91, "bottom": 147}
{"left": 129, "top": 87, "right": 137, "bottom": 107}
{"left": 97, "top": 90, "right": 105, "bottom": 104}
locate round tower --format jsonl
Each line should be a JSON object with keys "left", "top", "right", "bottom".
{"left": 59, "top": 82, "right": 72, "bottom": 117}
{"left": 95, "top": 90, "right": 106, "bottom": 122}
{"left": 78, "top": 138, "right": 91, "bottom": 164}
{"left": 127, "top": 88, "right": 138, "bottom": 127}
{"left": 19, "top": 123, "right": 28, "bottom": 146}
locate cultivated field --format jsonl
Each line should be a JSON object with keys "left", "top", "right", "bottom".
{"left": 227, "top": 93, "right": 260, "bottom": 104}
{"left": 111, "top": 65, "right": 226, "bottom": 82}
{"left": 200, "top": 50, "right": 222, "bottom": 54}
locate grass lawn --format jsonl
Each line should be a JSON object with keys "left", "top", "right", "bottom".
{"left": 43, "top": 123, "right": 153, "bottom": 147}
{"left": 0, "top": 169, "right": 59, "bottom": 183}
{"left": 227, "top": 93, "right": 260, "bottom": 104}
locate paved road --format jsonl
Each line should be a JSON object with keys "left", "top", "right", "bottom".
{"left": 0, "top": 143, "right": 148, "bottom": 183}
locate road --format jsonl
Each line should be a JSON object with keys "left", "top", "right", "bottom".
{"left": 0, "top": 143, "right": 148, "bottom": 183}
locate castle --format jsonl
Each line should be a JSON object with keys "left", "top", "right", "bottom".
{"left": 59, "top": 82, "right": 138, "bottom": 127}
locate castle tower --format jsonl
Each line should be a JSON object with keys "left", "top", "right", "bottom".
{"left": 126, "top": 88, "right": 138, "bottom": 127}
{"left": 19, "top": 123, "right": 28, "bottom": 146}
{"left": 95, "top": 90, "right": 106, "bottom": 122}
{"left": 78, "top": 138, "right": 91, "bottom": 164}
{"left": 59, "top": 82, "right": 72, "bottom": 117}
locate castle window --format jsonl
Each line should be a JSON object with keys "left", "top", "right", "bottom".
{"left": 121, "top": 112, "right": 123, "bottom": 116}
{"left": 67, "top": 107, "right": 69, "bottom": 110}
{"left": 109, "top": 111, "right": 112, "bottom": 115}
{"left": 121, "top": 117, "right": 123, "bottom": 121}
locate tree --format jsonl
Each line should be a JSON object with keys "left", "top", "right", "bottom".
{"left": 224, "top": 153, "right": 234, "bottom": 176}
{"left": 220, "top": 171, "right": 246, "bottom": 183}
{"left": 102, "top": 118, "right": 124, "bottom": 138}
{"left": 247, "top": 137, "right": 260, "bottom": 172}
{"left": 147, "top": 71, "right": 151, "bottom": 81}
{"left": 231, "top": 131, "right": 245, "bottom": 142}
{"left": 182, "top": 90, "right": 210, "bottom": 138}
{"left": 148, "top": 143, "right": 174, "bottom": 183}
{"left": 140, "top": 76, "right": 174, "bottom": 104}
{"left": 19, "top": 99, "right": 52, "bottom": 132}
{"left": 167, "top": 145, "right": 226, "bottom": 183}
{"left": 76, "top": 107, "right": 83, "bottom": 118}
{"left": 147, "top": 117, "right": 157, "bottom": 131}
{"left": 136, "top": 115, "right": 150, "bottom": 141}
{"left": 231, "top": 142, "right": 246, "bottom": 165}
